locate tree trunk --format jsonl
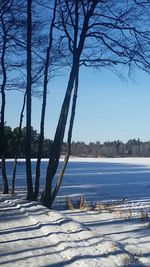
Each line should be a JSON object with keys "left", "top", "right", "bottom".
{"left": 0, "top": 17, "right": 9, "bottom": 194}
{"left": 42, "top": 1, "right": 96, "bottom": 208}
{"left": 34, "top": 0, "right": 57, "bottom": 200}
{"left": 50, "top": 69, "right": 79, "bottom": 208}
{"left": 11, "top": 93, "right": 26, "bottom": 194}
{"left": 26, "top": 0, "right": 33, "bottom": 200}
{"left": 42, "top": 61, "right": 79, "bottom": 207}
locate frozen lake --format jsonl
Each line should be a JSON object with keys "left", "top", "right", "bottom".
{"left": 1, "top": 158, "right": 150, "bottom": 205}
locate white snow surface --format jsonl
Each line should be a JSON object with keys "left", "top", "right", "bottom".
{"left": 1, "top": 158, "right": 150, "bottom": 266}
{"left": 3, "top": 156, "right": 150, "bottom": 166}
{"left": 69, "top": 157, "right": 150, "bottom": 166}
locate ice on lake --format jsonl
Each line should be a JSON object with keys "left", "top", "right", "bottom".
{"left": 2, "top": 158, "right": 150, "bottom": 207}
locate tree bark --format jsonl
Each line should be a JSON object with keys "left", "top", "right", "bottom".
{"left": 50, "top": 68, "right": 79, "bottom": 208}
{"left": 42, "top": 60, "right": 79, "bottom": 207}
{"left": 11, "top": 93, "right": 26, "bottom": 194}
{"left": 26, "top": 0, "right": 33, "bottom": 200}
{"left": 0, "top": 16, "right": 9, "bottom": 194}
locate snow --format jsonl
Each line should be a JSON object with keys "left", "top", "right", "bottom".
{"left": 70, "top": 157, "right": 150, "bottom": 167}
{"left": 3, "top": 156, "right": 150, "bottom": 166}
{"left": 63, "top": 200, "right": 150, "bottom": 266}
{"left": 1, "top": 158, "right": 150, "bottom": 266}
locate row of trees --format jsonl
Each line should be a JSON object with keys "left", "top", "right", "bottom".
{"left": 1, "top": 125, "right": 150, "bottom": 158}
{"left": 71, "top": 139, "right": 150, "bottom": 158}
{"left": 1, "top": 0, "right": 150, "bottom": 208}
{"left": 0, "top": 126, "right": 52, "bottom": 158}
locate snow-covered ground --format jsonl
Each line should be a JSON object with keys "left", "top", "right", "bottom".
{"left": 0, "top": 158, "right": 150, "bottom": 266}
{"left": 69, "top": 157, "right": 150, "bottom": 166}
{"left": 63, "top": 199, "right": 150, "bottom": 266}
{"left": 2, "top": 156, "right": 150, "bottom": 166}
{"left": 1, "top": 195, "right": 149, "bottom": 267}
{"left": 2, "top": 156, "right": 150, "bottom": 165}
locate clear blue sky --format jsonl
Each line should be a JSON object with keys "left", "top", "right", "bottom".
{"left": 5, "top": 67, "right": 150, "bottom": 144}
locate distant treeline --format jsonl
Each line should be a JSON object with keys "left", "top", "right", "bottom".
{"left": 1, "top": 125, "right": 150, "bottom": 158}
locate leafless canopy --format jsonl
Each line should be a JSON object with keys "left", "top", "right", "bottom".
{"left": 56, "top": 0, "right": 150, "bottom": 74}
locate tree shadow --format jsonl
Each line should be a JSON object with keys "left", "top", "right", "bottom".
{"left": 1, "top": 197, "right": 145, "bottom": 267}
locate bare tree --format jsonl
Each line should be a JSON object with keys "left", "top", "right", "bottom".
{"left": 42, "top": 1, "right": 99, "bottom": 207}
{"left": 0, "top": 0, "right": 16, "bottom": 194}
{"left": 0, "top": 0, "right": 53, "bottom": 197}
{"left": 34, "top": 0, "right": 58, "bottom": 200}
{"left": 42, "top": 0, "right": 150, "bottom": 208}
{"left": 0, "top": 0, "right": 27, "bottom": 194}
{"left": 26, "top": 0, "right": 33, "bottom": 200}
